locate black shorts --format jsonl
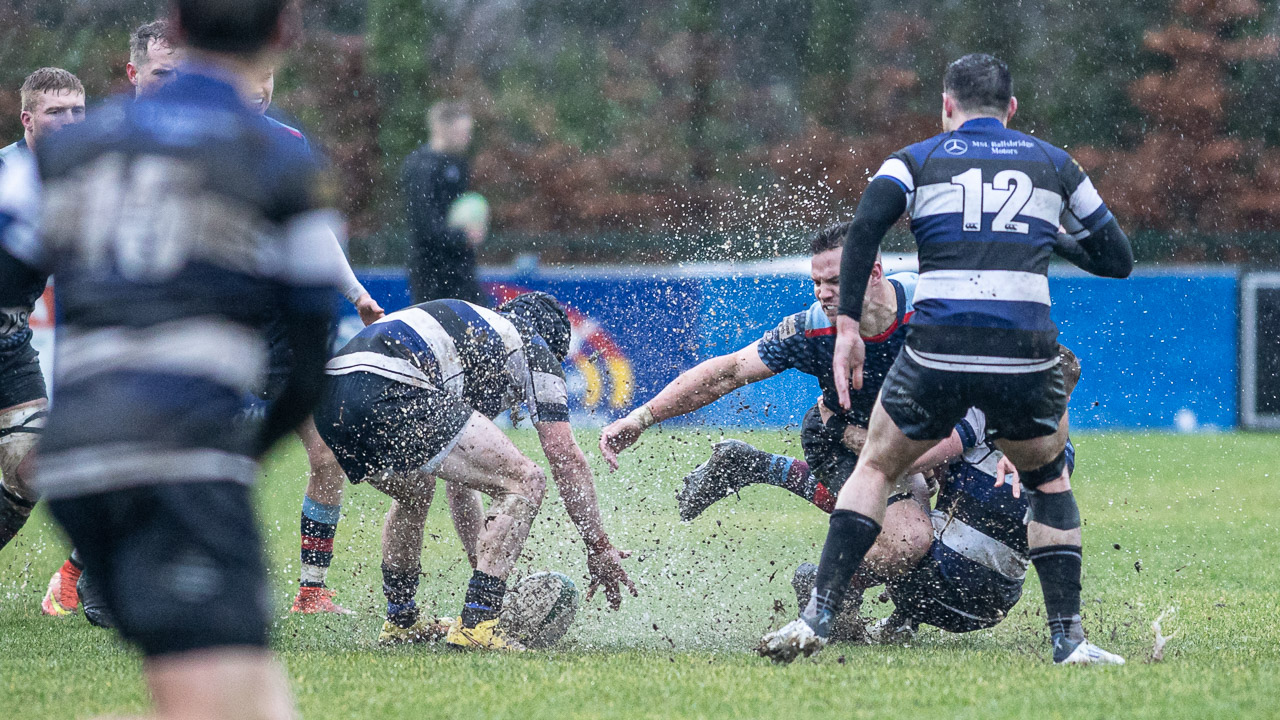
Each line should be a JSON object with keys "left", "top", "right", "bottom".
{"left": 313, "top": 371, "right": 473, "bottom": 483}
{"left": 886, "top": 541, "right": 1022, "bottom": 633}
{"left": 879, "top": 350, "right": 1067, "bottom": 442}
{"left": 799, "top": 404, "right": 859, "bottom": 495}
{"left": 47, "top": 481, "right": 269, "bottom": 657}
{"left": 0, "top": 341, "right": 46, "bottom": 409}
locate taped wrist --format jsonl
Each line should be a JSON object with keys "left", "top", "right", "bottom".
{"left": 627, "top": 404, "right": 656, "bottom": 430}
{"left": 1019, "top": 449, "right": 1068, "bottom": 490}
{"left": 1026, "top": 489, "right": 1081, "bottom": 530}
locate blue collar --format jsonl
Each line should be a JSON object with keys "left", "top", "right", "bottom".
{"left": 147, "top": 63, "right": 247, "bottom": 110}
{"left": 960, "top": 117, "right": 1005, "bottom": 129}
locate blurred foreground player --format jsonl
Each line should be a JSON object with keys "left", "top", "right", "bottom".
{"left": 315, "top": 293, "right": 634, "bottom": 650}
{"left": 760, "top": 54, "right": 1132, "bottom": 665}
{"left": 4, "top": 2, "right": 341, "bottom": 718}
{"left": 0, "top": 69, "right": 86, "bottom": 616}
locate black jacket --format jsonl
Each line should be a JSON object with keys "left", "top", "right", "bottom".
{"left": 400, "top": 146, "right": 485, "bottom": 305}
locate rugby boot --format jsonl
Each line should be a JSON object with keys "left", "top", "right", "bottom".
{"left": 445, "top": 618, "right": 526, "bottom": 651}
{"left": 291, "top": 586, "right": 355, "bottom": 615}
{"left": 1055, "top": 639, "right": 1125, "bottom": 666}
{"left": 790, "top": 563, "right": 868, "bottom": 644}
{"left": 77, "top": 569, "right": 116, "bottom": 628}
{"left": 377, "top": 615, "right": 453, "bottom": 646}
{"left": 678, "top": 439, "right": 762, "bottom": 521}
{"left": 40, "top": 559, "right": 81, "bottom": 616}
{"left": 866, "top": 611, "right": 918, "bottom": 645}
{"left": 757, "top": 614, "right": 828, "bottom": 664}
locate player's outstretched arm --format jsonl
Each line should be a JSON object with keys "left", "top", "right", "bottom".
{"left": 834, "top": 177, "right": 907, "bottom": 408}
{"left": 599, "top": 343, "right": 777, "bottom": 470}
{"left": 537, "top": 420, "right": 636, "bottom": 609}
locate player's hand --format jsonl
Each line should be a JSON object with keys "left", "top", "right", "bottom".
{"left": 599, "top": 418, "right": 644, "bottom": 472}
{"left": 585, "top": 542, "right": 637, "bottom": 610}
{"left": 832, "top": 315, "right": 866, "bottom": 409}
{"left": 355, "top": 292, "right": 385, "bottom": 326}
{"left": 993, "top": 455, "right": 1022, "bottom": 498}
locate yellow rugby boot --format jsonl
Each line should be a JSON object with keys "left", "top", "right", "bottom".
{"left": 377, "top": 615, "right": 452, "bottom": 646}
{"left": 445, "top": 618, "right": 525, "bottom": 651}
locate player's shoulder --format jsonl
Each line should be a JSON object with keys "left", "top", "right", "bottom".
{"left": 886, "top": 271, "right": 919, "bottom": 312}
{"left": 1004, "top": 127, "right": 1074, "bottom": 169}
{"left": 893, "top": 132, "right": 952, "bottom": 167}
{"left": 263, "top": 114, "right": 311, "bottom": 153}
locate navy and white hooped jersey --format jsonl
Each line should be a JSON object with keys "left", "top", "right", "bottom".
{"left": 757, "top": 273, "right": 916, "bottom": 427}
{"left": 326, "top": 299, "right": 571, "bottom": 425}
{"left": 933, "top": 408, "right": 1076, "bottom": 587}
{"left": 2, "top": 69, "right": 344, "bottom": 500}
{"left": 0, "top": 150, "right": 50, "bottom": 408}
{"left": 873, "top": 118, "right": 1113, "bottom": 371}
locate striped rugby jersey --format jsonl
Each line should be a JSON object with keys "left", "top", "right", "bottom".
{"left": 0, "top": 149, "right": 51, "bottom": 408}
{"left": 2, "top": 69, "right": 344, "bottom": 500}
{"left": 933, "top": 408, "right": 1075, "bottom": 591}
{"left": 757, "top": 273, "right": 916, "bottom": 427}
{"left": 874, "top": 117, "right": 1113, "bottom": 372}
{"left": 326, "top": 299, "right": 571, "bottom": 425}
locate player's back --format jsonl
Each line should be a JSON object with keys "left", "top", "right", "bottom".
{"left": 881, "top": 118, "right": 1111, "bottom": 364}
{"left": 24, "top": 71, "right": 327, "bottom": 499}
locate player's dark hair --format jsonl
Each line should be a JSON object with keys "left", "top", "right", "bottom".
{"left": 19, "top": 67, "right": 83, "bottom": 111}
{"left": 499, "top": 292, "right": 572, "bottom": 362}
{"left": 129, "top": 20, "right": 175, "bottom": 67}
{"left": 943, "top": 53, "right": 1012, "bottom": 114}
{"left": 174, "top": 0, "right": 287, "bottom": 55}
{"left": 810, "top": 221, "right": 851, "bottom": 255}
{"left": 429, "top": 101, "right": 472, "bottom": 129}
{"left": 1058, "top": 344, "right": 1081, "bottom": 396}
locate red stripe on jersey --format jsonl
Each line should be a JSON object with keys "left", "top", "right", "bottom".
{"left": 301, "top": 536, "right": 334, "bottom": 553}
{"left": 863, "top": 310, "right": 914, "bottom": 344}
{"left": 804, "top": 327, "right": 836, "bottom": 338}
{"left": 813, "top": 483, "right": 836, "bottom": 514}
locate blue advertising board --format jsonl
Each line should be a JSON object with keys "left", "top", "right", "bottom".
{"left": 347, "top": 262, "right": 1239, "bottom": 431}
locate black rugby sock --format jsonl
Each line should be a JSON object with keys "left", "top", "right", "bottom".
{"left": 808, "top": 510, "right": 881, "bottom": 632}
{"left": 382, "top": 564, "right": 420, "bottom": 627}
{"left": 0, "top": 486, "right": 35, "bottom": 549}
{"left": 461, "top": 570, "right": 507, "bottom": 628}
{"left": 1029, "top": 545, "right": 1085, "bottom": 658}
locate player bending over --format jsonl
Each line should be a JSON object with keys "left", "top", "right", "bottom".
{"left": 760, "top": 53, "right": 1132, "bottom": 666}
{"left": 3, "top": 0, "right": 340, "bottom": 715}
{"left": 600, "top": 223, "right": 917, "bottom": 528}
{"left": 314, "top": 293, "right": 634, "bottom": 650}
{"left": 0, "top": 68, "right": 86, "bottom": 614}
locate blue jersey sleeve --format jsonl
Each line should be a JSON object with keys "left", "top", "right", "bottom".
{"left": 756, "top": 310, "right": 812, "bottom": 374}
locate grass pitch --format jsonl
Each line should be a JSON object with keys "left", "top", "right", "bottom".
{"left": 2, "top": 430, "right": 1278, "bottom": 719}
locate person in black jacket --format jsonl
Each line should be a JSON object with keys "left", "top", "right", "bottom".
{"left": 401, "top": 101, "right": 487, "bottom": 306}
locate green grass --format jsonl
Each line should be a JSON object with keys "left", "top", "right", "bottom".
{"left": 2, "top": 430, "right": 1279, "bottom": 719}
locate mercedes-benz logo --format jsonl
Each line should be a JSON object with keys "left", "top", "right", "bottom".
{"left": 944, "top": 138, "right": 968, "bottom": 155}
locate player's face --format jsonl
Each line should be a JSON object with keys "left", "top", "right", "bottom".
{"left": 444, "top": 117, "right": 474, "bottom": 152}
{"left": 21, "top": 90, "right": 86, "bottom": 149}
{"left": 810, "top": 248, "right": 842, "bottom": 322}
{"left": 248, "top": 69, "right": 275, "bottom": 115}
{"left": 130, "top": 40, "right": 183, "bottom": 97}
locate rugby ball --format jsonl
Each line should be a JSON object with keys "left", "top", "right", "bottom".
{"left": 500, "top": 570, "right": 579, "bottom": 649}
{"left": 447, "top": 192, "right": 490, "bottom": 233}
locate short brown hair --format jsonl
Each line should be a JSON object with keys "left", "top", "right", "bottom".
{"left": 428, "top": 100, "right": 471, "bottom": 130}
{"left": 1058, "top": 344, "right": 1081, "bottom": 396}
{"left": 130, "top": 20, "right": 175, "bottom": 68}
{"left": 20, "top": 67, "right": 84, "bottom": 112}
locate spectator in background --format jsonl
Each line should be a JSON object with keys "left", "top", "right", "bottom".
{"left": 401, "top": 101, "right": 487, "bottom": 306}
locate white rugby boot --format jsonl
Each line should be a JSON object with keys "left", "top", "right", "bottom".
{"left": 757, "top": 616, "right": 828, "bottom": 664}
{"left": 866, "top": 612, "right": 917, "bottom": 645}
{"left": 1055, "top": 639, "right": 1126, "bottom": 665}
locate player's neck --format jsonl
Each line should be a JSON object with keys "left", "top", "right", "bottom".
{"left": 859, "top": 280, "right": 897, "bottom": 338}
{"left": 944, "top": 110, "right": 1008, "bottom": 132}
{"left": 22, "top": 130, "right": 35, "bottom": 154}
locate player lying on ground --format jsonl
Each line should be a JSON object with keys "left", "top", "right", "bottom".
{"left": 0, "top": 68, "right": 85, "bottom": 612}
{"left": 760, "top": 53, "right": 1132, "bottom": 666}
{"left": 789, "top": 346, "right": 1082, "bottom": 644}
{"left": 599, "top": 223, "right": 917, "bottom": 504}
{"left": 314, "top": 292, "right": 634, "bottom": 650}
{"left": 1, "top": 0, "right": 341, "bottom": 714}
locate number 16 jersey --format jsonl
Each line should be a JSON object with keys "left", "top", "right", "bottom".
{"left": 872, "top": 117, "right": 1113, "bottom": 372}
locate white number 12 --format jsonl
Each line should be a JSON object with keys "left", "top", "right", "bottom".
{"left": 950, "top": 168, "right": 1033, "bottom": 234}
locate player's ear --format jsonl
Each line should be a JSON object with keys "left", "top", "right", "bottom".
{"left": 1006, "top": 96, "right": 1018, "bottom": 123}
{"left": 19, "top": 110, "right": 33, "bottom": 132}
{"left": 942, "top": 93, "right": 953, "bottom": 118}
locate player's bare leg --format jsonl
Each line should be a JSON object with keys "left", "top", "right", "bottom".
{"left": 996, "top": 412, "right": 1123, "bottom": 665}
{"left": 366, "top": 471, "right": 449, "bottom": 644}
{"left": 143, "top": 648, "right": 296, "bottom": 720}
{"left": 290, "top": 418, "right": 353, "bottom": 614}
{"left": 760, "top": 401, "right": 934, "bottom": 662}
{"left": 445, "top": 482, "right": 484, "bottom": 568}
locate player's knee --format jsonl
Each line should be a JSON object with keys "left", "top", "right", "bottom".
{"left": 1019, "top": 448, "right": 1068, "bottom": 490}
{"left": 1026, "top": 489, "right": 1081, "bottom": 531}
{"left": 517, "top": 463, "right": 548, "bottom": 506}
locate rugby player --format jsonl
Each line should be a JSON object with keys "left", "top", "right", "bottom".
{"left": 760, "top": 54, "right": 1133, "bottom": 665}
{"left": 792, "top": 346, "right": 1082, "bottom": 644}
{"left": 2, "top": 0, "right": 339, "bottom": 716}
{"left": 314, "top": 292, "right": 635, "bottom": 650}
{"left": 126, "top": 20, "right": 182, "bottom": 97}
{"left": 241, "top": 62, "right": 387, "bottom": 615}
{"left": 0, "top": 69, "right": 86, "bottom": 617}
{"left": 600, "top": 223, "right": 917, "bottom": 524}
